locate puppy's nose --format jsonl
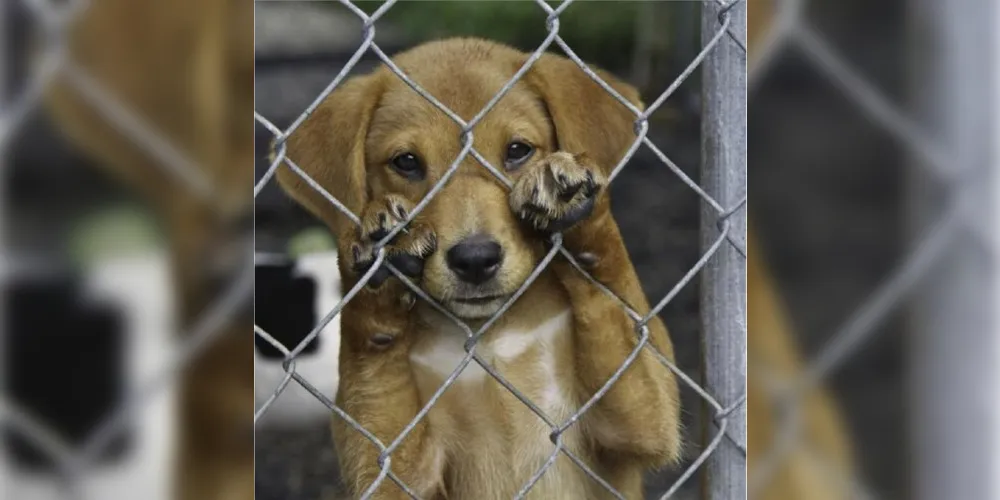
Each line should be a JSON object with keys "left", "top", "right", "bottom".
{"left": 446, "top": 234, "right": 503, "bottom": 284}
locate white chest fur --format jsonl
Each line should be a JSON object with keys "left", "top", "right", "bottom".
{"left": 408, "top": 308, "right": 595, "bottom": 499}
{"left": 409, "top": 309, "right": 574, "bottom": 414}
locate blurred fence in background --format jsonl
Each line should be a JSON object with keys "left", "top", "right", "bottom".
{"left": 752, "top": 0, "right": 995, "bottom": 498}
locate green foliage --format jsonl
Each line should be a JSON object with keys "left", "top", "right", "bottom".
{"left": 352, "top": 1, "right": 647, "bottom": 71}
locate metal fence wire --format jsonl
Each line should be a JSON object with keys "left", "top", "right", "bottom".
{"left": 254, "top": 1, "right": 748, "bottom": 499}
{"left": 0, "top": 0, "right": 254, "bottom": 497}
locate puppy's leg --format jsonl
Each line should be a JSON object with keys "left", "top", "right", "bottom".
{"left": 510, "top": 153, "right": 682, "bottom": 471}
{"left": 332, "top": 194, "right": 446, "bottom": 499}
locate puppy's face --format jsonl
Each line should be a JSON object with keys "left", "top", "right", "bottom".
{"left": 365, "top": 72, "right": 555, "bottom": 319}
{"left": 279, "top": 39, "right": 643, "bottom": 320}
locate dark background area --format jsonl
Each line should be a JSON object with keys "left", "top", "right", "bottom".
{"left": 754, "top": 1, "right": 907, "bottom": 495}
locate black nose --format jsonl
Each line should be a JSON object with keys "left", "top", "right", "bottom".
{"left": 446, "top": 235, "right": 503, "bottom": 284}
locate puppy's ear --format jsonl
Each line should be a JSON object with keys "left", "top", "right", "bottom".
{"left": 526, "top": 54, "right": 644, "bottom": 174}
{"left": 275, "top": 74, "right": 383, "bottom": 239}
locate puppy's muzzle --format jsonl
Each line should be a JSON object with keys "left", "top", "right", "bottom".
{"left": 446, "top": 234, "right": 502, "bottom": 285}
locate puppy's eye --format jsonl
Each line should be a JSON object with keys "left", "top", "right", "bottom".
{"left": 504, "top": 141, "right": 534, "bottom": 169}
{"left": 390, "top": 153, "right": 424, "bottom": 180}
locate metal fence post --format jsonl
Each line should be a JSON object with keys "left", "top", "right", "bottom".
{"left": 907, "top": 1, "right": 996, "bottom": 499}
{"left": 700, "top": 2, "right": 747, "bottom": 499}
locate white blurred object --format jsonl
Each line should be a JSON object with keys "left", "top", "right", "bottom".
{"left": 254, "top": 251, "right": 342, "bottom": 429}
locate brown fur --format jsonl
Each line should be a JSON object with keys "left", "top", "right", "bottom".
{"left": 39, "top": 0, "right": 254, "bottom": 499}
{"left": 278, "top": 39, "right": 682, "bottom": 499}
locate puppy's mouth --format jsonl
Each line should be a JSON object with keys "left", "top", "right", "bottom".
{"left": 443, "top": 293, "right": 511, "bottom": 319}
{"left": 452, "top": 294, "right": 506, "bottom": 306}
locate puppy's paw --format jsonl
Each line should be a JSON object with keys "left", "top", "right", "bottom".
{"left": 348, "top": 194, "right": 437, "bottom": 289}
{"left": 510, "top": 152, "right": 607, "bottom": 233}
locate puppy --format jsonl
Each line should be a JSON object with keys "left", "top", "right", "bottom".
{"left": 278, "top": 38, "right": 682, "bottom": 499}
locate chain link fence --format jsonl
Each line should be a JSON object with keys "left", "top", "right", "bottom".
{"left": 1, "top": 0, "right": 253, "bottom": 498}
{"left": 254, "top": 1, "right": 747, "bottom": 499}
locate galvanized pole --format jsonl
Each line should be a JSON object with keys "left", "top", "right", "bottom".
{"left": 700, "top": 1, "right": 747, "bottom": 500}
{"left": 907, "top": 1, "right": 996, "bottom": 499}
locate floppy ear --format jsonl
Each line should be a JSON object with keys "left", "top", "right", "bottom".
{"left": 525, "top": 54, "right": 645, "bottom": 174}
{"left": 275, "top": 74, "right": 383, "bottom": 240}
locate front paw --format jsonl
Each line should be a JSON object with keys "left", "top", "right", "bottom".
{"left": 348, "top": 194, "right": 437, "bottom": 289}
{"left": 509, "top": 152, "right": 607, "bottom": 233}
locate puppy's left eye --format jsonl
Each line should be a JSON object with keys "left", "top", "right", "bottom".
{"left": 390, "top": 152, "right": 425, "bottom": 180}
{"left": 504, "top": 141, "right": 534, "bottom": 169}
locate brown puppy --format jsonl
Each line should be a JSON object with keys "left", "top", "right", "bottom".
{"left": 278, "top": 38, "right": 682, "bottom": 499}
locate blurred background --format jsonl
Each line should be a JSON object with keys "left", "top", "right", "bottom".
{"left": 2, "top": 2, "right": 177, "bottom": 499}
{"left": 2, "top": 0, "right": 253, "bottom": 499}
{"left": 751, "top": 0, "right": 908, "bottom": 497}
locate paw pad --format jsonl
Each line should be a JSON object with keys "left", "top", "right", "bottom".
{"left": 349, "top": 195, "right": 437, "bottom": 289}
{"left": 510, "top": 153, "right": 606, "bottom": 233}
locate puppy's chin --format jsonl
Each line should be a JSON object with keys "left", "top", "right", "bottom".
{"left": 443, "top": 296, "right": 508, "bottom": 320}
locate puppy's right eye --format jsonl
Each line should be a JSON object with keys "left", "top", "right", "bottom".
{"left": 504, "top": 141, "right": 534, "bottom": 169}
{"left": 390, "top": 153, "right": 425, "bottom": 180}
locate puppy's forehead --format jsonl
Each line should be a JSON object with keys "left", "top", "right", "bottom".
{"left": 376, "top": 47, "right": 547, "bottom": 123}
